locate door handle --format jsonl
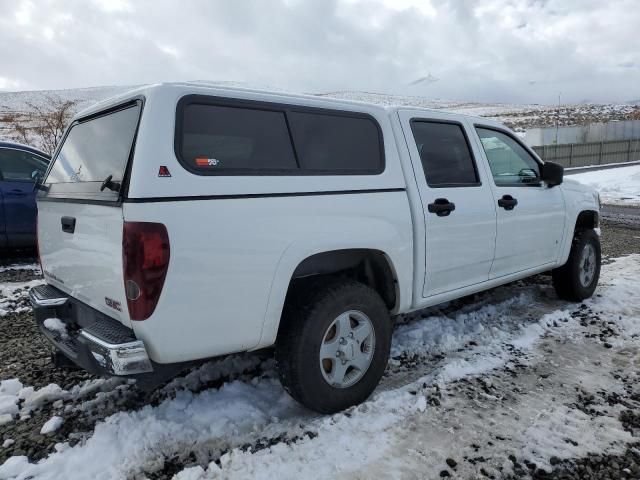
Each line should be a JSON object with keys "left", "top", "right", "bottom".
{"left": 61, "top": 216, "right": 76, "bottom": 234}
{"left": 498, "top": 195, "right": 518, "bottom": 210}
{"left": 427, "top": 198, "right": 456, "bottom": 217}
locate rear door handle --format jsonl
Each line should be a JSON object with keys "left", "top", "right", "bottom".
{"left": 427, "top": 198, "right": 456, "bottom": 217}
{"left": 61, "top": 216, "right": 76, "bottom": 234}
{"left": 498, "top": 195, "right": 518, "bottom": 210}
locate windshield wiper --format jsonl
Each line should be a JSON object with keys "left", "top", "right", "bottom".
{"left": 100, "top": 174, "right": 121, "bottom": 192}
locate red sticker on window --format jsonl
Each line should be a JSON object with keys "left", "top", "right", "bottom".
{"left": 195, "top": 157, "right": 220, "bottom": 167}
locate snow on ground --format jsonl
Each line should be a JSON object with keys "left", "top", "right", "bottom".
{"left": 0, "top": 279, "right": 43, "bottom": 317}
{"left": 571, "top": 165, "right": 640, "bottom": 206}
{"left": 39, "top": 417, "right": 63, "bottom": 436}
{"left": 0, "top": 380, "right": 69, "bottom": 428}
{"left": 1, "top": 255, "right": 639, "bottom": 480}
{"left": 0, "top": 265, "right": 40, "bottom": 274}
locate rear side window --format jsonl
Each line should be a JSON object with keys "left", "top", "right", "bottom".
{"left": 179, "top": 104, "right": 298, "bottom": 172}
{"left": 43, "top": 102, "right": 141, "bottom": 200}
{"left": 288, "top": 111, "right": 382, "bottom": 172}
{"left": 410, "top": 121, "right": 479, "bottom": 187}
{"left": 175, "top": 96, "right": 384, "bottom": 175}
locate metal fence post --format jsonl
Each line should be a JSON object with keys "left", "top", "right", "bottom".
{"left": 569, "top": 143, "right": 573, "bottom": 167}
{"left": 599, "top": 141, "right": 604, "bottom": 165}
{"left": 629, "top": 139, "right": 634, "bottom": 162}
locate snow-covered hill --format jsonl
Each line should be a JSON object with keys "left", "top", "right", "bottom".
{"left": 0, "top": 85, "right": 137, "bottom": 114}
{"left": 0, "top": 84, "right": 638, "bottom": 146}
{"left": 0, "top": 84, "right": 537, "bottom": 118}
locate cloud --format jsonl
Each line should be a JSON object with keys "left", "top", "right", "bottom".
{"left": 0, "top": 0, "right": 638, "bottom": 103}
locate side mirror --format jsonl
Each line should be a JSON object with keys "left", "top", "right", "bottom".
{"left": 541, "top": 161, "right": 564, "bottom": 187}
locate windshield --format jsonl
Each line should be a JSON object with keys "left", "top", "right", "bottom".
{"left": 42, "top": 101, "right": 141, "bottom": 200}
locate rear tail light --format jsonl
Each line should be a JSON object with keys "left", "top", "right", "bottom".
{"left": 122, "top": 222, "right": 170, "bottom": 321}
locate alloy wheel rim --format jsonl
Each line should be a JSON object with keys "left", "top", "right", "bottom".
{"left": 579, "top": 243, "right": 597, "bottom": 287}
{"left": 319, "top": 310, "right": 375, "bottom": 388}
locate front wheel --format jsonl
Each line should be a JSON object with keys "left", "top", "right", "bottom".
{"left": 276, "top": 279, "right": 391, "bottom": 414}
{"left": 552, "top": 229, "right": 601, "bottom": 301}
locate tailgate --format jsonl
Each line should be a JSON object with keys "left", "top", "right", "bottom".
{"left": 38, "top": 201, "right": 129, "bottom": 326}
{"left": 36, "top": 100, "right": 143, "bottom": 327}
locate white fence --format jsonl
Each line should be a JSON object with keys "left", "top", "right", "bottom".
{"left": 532, "top": 139, "right": 640, "bottom": 167}
{"left": 526, "top": 119, "right": 640, "bottom": 146}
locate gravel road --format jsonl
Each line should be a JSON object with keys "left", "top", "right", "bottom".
{"left": 601, "top": 206, "right": 640, "bottom": 231}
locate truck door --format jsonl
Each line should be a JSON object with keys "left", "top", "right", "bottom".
{"left": 398, "top": 110, "right": 497, "bottom": 297}
{"left": 471, "top": 125, "right": 565, "bottom": 278}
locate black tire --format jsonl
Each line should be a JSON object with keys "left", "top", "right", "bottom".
{"left": 552, "top": 229, "right": 601, "bottom": 301}
{"left": 276, "top": 279, "right": 391, "bottom": 414}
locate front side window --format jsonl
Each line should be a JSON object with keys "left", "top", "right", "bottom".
{"left": 475, "top": 127, "right": 540, "bottom": 186}
{"left": 410, "top": 121, "right": 479, "bottom": 187}
{"left": 0, "top": 149, "right": 48, "bottom": 181}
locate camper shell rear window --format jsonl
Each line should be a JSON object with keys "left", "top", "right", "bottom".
{"left": 175, "top": 95, "right": 384, "bottom": 176}
{"left": 41, "top": 100, "right": 142, "bottom": 201}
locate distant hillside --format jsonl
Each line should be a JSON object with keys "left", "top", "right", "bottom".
{"left": 0, "top": 85, "right": 136, "bottom": 114}
{"left": 1, "top": 84, "right": 638, "bottom": 149}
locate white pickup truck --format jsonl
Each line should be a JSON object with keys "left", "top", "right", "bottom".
{"left": 30, "top": 83, "right": 601, "bottom": 413}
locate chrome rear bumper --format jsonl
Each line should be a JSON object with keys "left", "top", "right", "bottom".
{"left": 79, "top": 330, "right": 153, "bottom": 376}
{"left": 29, "top": 284, "right": 153, "bottom": 376}
{"left": 29, "top": 284, "right": 68, "bottom": 307}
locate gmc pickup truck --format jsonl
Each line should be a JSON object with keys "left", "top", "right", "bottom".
{"left": 30, "top": 83, "right": 601, "bottom": 413}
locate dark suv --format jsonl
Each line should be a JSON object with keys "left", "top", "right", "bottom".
{"left": 0, "top": 141, "right": 50, "bottom": 249}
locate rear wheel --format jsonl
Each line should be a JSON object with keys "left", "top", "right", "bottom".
{"left": 552, "top": 229, "right": 601, "bottom": 301}
{"left": 276, "top": 279, "right": 391, "bottom": 414}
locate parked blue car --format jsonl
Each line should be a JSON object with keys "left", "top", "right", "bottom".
{"left": 0, "top": 141, "right": 50, "bottom": 249}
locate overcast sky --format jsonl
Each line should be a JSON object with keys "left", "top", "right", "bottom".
{"left": 1, "top": 0, "right": 639, "bottom": 104}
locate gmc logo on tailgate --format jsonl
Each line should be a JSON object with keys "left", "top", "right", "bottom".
{"left": 105, "top": 297, "right": 122, "bottom": 312}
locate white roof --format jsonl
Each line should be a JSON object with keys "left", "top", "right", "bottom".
{"left": 76, "top": 81, "right": 495, "bottom": 125}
